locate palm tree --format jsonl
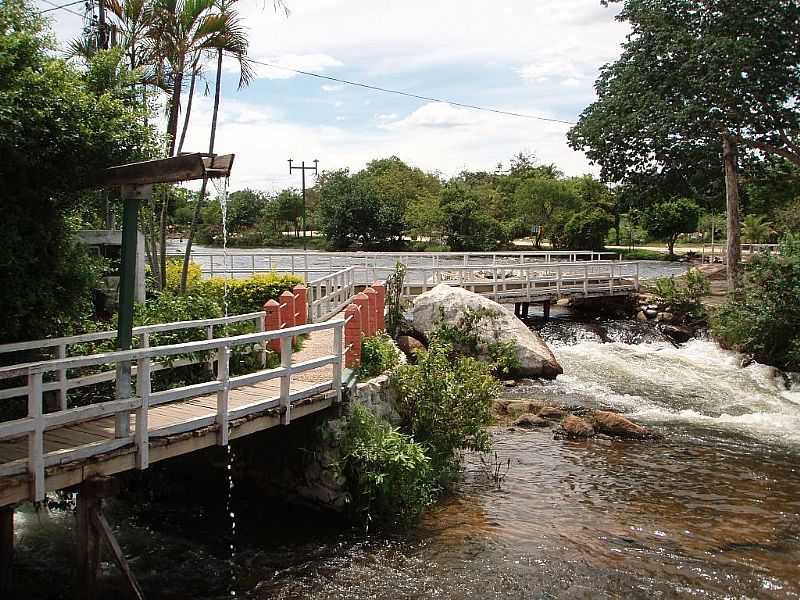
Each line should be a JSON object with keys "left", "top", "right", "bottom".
{"left": 178, "top": 0, "right": 288, "bottom": 292}
{"left": 741, "top": 214, "right": 772, "bottom": 247}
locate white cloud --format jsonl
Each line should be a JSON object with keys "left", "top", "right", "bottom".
{"left": 321, "top": 84, "right": 344, "bottom": 92}
{"left": 380, "top": 103, "right": 477, "bottom": 130}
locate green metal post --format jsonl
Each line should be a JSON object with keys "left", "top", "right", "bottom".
{"left": 115, "top": 185, "right": 150, "bottom": 437}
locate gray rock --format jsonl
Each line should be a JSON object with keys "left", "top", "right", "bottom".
{"left": 396, "top": 335, "right": 426, "bottom": 359}
{"left": 410, "top": 284, "right": 563, "bottom": 379}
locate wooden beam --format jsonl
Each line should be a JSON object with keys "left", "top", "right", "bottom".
{"left": 97, "top": 154, "right": 235, "bottom": 187}
{"left": 76, "top": 484, "right": 102, "bottom": 600}
{"left": 91, "top": 510, "right": 145, "bottom": 600}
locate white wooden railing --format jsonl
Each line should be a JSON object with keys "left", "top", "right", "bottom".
{"left": 0, "top": 312, "right": 267, "bottom": 405}
{"left": 397, "top": 261, "right": 641, "bottom": 301}
{"left": 170, "top": 250, "right": 620, "bottom": 283}
{"left": 306, "top": 267, "right": 356, "bottom": 322}
{"left": 0, "top": 318, "right": 344, "bottom": 502}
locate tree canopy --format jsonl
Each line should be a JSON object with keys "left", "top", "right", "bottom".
{"left": 0, "top": 0, "right": 156, "bottom": 343}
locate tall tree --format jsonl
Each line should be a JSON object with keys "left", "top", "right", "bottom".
{"left": 179, "top": 0, "right": 287, "bottom": 292}
{"left": 569, "top": 0, "right": 800, "bottom": 290}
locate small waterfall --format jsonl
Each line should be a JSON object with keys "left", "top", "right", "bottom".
{"left": 213, "top": 176, "right": 236, "bottom": 597}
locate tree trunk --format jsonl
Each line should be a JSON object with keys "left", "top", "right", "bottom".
{"left": 167, "top": 63, "right": 185, "bottom": 157}
{"left": 723, "top": 135, "right": 741, "bottom": 291}
{"left": 180, "top": 49, "right": 223, "bottom": 293}
{"left": 177, "top": 59, "right": 199, "bottom": 155}
{"left": 159, "top": 189, "right": 168, "bottom": 289}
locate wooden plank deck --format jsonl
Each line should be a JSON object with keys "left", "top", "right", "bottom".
{"left": 0, "top": 324, "right": 342, "bottom": 507}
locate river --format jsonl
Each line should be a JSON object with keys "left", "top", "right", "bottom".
{"left": 11, "top": 317, "right": 800, "bottom": 599}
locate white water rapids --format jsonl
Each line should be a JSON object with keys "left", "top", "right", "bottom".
{"left": 538, "top": 328, "right": 800, "bottom": 448}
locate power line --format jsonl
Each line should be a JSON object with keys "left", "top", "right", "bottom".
{"left": 39, "top": 0, "right": 85, "bottom": 17}
{"left": 240, "top": 55, "right": 577, "bottom": 126}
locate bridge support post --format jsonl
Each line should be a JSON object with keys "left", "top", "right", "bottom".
{"left": 364, "top": 287, "right": 377, "bottom": 336}
{"left": 542, "top": 300, "right": 550, "bottom": 321}
{"left": 372, "top": 282, "right": 386, "bottom": 332}
{"left": 514, "top": 303, "right": 520, "bottom": 317}
{"left": 0, "top": 506, "right": 12, "bottom": 595}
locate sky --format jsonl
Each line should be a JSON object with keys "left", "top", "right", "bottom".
{"left": 37, "top": 0, "right": 628, "bottom": 192}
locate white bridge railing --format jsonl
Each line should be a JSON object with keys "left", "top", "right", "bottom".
{"left": 0, "top": 311, "right": 267, "bottom": 405}
{"left": 169, "top": 250, "right": 620, "bottom": 284}
{"left": 307, "top": 267, "right": 356, "bottom": 322}
{"left": 0, "top": 318, "right": 344, "bottom": 502}
{"left": 397, "top": 261, "right": 641, "bottom": 301}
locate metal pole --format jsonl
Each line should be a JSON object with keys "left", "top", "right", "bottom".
{"left": 115, "top": 185, "right": 149, "bottom": 438}
{"left": 301, "top": 162, "right": 307, "bottom": 252}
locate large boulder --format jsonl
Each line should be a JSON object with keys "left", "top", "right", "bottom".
{"left": 591, "top": 410, "right": 651, "bottom": 439}
{"left": 410, "top": 284, "right": 563, "bottom": 379}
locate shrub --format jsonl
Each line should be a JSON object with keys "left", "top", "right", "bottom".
{"left": 391, "top": 340, "right": 497, "bottom": 486}
{"left": 358, "top": 332, "right": 401, "bottom": 381}
{"left": 194, "top": 273, "right": 302, "bottom": 315}
{"left": 164, "top": 259, "right": 202, "bottom": 292}
{"left": 431, "top": 307, "right": 521, "bottom": 377}
{"left": 711, "top": 235, "right": 800, "bottom": 370}
{"left": 385, "top": 262, "right": 408, "bottom": 337}
{"left": 646, "top": 268, "right": 709, "bottom": 320}
{"left": 342, "top": 404, "right": 436, "bottom": 528}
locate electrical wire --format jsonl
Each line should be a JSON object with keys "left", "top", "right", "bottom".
{"left": 38, "top": 0, "right": 85, "bottom": 17}
{"left": 240, "top": 55, "right": 577, "bottom": 125}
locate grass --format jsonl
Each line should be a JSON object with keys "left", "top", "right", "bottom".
{"left": 613, "top": 248, "right": 682, "bottom": 261}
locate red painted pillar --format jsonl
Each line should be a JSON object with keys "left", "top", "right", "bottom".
{"left": 372, "top": 281, "right": 386, "bottom": 332}
{"left": 352, "top": 292, "right": 370, "bottom": 339}
{"left": 364, "top": 287, "right": 377, "bottom": 336}
{"left": 263, "top": 299, "right": 281, "bottom": 352}
{"left": 280, "top": 291, "right": 295, "bottom": 328}
{"left": 344, "top": 304, "right": 362, "bottom": 368}
{"left": 293, "top": 284, "right": 308, "bottom": 326}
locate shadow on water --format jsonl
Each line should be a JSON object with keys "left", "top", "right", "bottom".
{"left": 11, "top": 312, "right": 800, "bottom": 599}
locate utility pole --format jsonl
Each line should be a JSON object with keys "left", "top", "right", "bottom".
{"left": 288, "top": 158, "right": 319, "bottom": 252}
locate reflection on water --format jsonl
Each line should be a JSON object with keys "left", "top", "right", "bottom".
{"left": 12, "top": 318, "right": 800, "bottom": 599}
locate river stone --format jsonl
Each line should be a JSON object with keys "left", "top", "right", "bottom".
{"left": 512, "top": 413, "right": 550, "bottom": 428}
{"left": 636, "top": 311, "right": 648, "bottom": 322}
{"left": 560, "top": 415, "right": 595, "bottom": 437}
{"left": 410, "top": 284, "right": 563, "bottom": 379}
{"left": 537, "top": 406, "right": 566, "bottom": 420}
{"left": 644, "top": 308, "right": 658, "bottom": 319}
{"left": 662, "top": 324, "right": 694, "bottom": 343}
{"left": 591, "top": 410, "right": 650, "bottom": 438}
{"left": 656, "top": 312, "right": 675, "bottom": 322}
{"left": 396, "top": 335, "right": 426, "bottom": 359}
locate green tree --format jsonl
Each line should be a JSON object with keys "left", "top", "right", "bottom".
{"left": 440, "top": 182, "right": 502, "bottom": 251}
{"left": 741, "top": 214, "right": 772, "bottom": 244}
{"left": 0, "top": 0, "right": 155, "bottom": 343}
{"left": 642, "top": 198, "right": 701, "bottom": 256}
{"left": 569, "top": 0, "right": 800, "bottom": 289}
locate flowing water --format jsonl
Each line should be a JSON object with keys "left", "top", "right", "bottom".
{"left": 11, "top": 317, "right": 800, "bottom": 599}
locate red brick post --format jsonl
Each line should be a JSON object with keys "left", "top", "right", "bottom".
{"left": 352, "top": 292, "right": 370, "bottom": 339}
{"left": 363, "top": 287, "right": 377, "bottom": 336}
{"left": 344, "top": 304, "right": 362, "bottom": 368}
{"left": 263, "top": 299, "right": 281, "bottom": 352}
{"left": 293, "top": 284, "right": 308, "bottom": 326}
{"left": 279, "top": 291, "right": 295, "bottom": 328}
{"left": 372, "top": 281, "right": 386, "bottom": 332}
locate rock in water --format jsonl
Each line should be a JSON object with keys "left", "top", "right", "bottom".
{"left": 559, "top": 415, "right": 595, "bottom": 437}
{"left": 396, "top": 335, "right": 426, "bottom": 359}
{"left": 662, "top": 324, "right": 694, "bottom": 343}
{"left": 410, "top": 284, "right": 563, "bottom": 379}
{"left": 591, "top": 410, "right": 650, "bottom": 438}
{"left": 537, "top": 406, "right": 566, "bottom": 420}
{"left": 512, "top": 413, "right": 550, "bottom": 428}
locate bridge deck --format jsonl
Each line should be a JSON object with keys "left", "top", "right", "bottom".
{"left": 0, "top": 325, "right": 339, "bottom": 507}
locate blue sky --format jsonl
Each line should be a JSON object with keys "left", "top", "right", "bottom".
{"left": 37, "top": 0, "right": 628, "bottom": 191}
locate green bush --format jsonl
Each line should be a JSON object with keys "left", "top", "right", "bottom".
{"left": 711, "top": 236, "right": 800, "bottom": 370}
{"left": 358, "top": 332, "right": 401, "bottom": 381}
{"left": 164, "top": 259, "right": 202, "bottom": 292}
{"left": 646, "top": 268, "right": 710, "bottom": 320}
{"left": 341, "top": 404, "right": 436, "bottom": 528}
{"left": 391, "top": 340, "right": 497, "bottom": 486}
{"left": 431, "top": 307, "right": 521, "bottom": 377}
{"left": 195, "top": 273, "right": 302, "bottom": 315}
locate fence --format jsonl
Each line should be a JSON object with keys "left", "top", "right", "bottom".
{"left": 342, "top": 282, "right": 386, "bottom": 369}
{"left": 0, "top": 318, "right": 345, "bottom": 502}
{"left": 0, "top": 312, "right": 267, "bottom": 406}
{"left": 171, "top": 250, "right": 621, "bottom": 284}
